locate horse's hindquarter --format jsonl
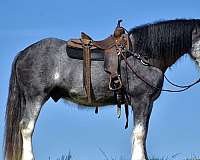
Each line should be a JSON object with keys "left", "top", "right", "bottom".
{"left": 16, "top": 38, "right": 67, "bottom": 96}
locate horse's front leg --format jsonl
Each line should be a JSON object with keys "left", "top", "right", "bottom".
{"left": 131, "top": 99, "right": 153, "bottom": 160}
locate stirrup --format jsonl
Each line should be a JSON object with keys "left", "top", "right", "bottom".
{"left": 109, "top": 74, "right": 122, "bottom": 91}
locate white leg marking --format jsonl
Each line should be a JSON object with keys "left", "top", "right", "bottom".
{"left": 21, "top": 120, "right": 35, "bottom": 160}
{"left": 21, "top": 101, "right": 41, "bottom": 160}
{"left": 131, "top": 124, "right": 146, "bottom": 160}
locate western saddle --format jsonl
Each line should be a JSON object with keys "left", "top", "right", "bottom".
{"left": 66, "top": 20, "right": 131, "bottom": 128}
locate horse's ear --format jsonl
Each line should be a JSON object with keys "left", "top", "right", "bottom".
{"left": 192, "top": 27, "right": 200, "bottom": 42}
{"left": 192, "top": 27, "right": 198, "bottom": 34}
{"left": 129, "top": 34, "right": 135, "bottom": 47}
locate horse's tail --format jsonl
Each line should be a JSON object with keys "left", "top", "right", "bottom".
{"left": 4, "top": 54, "right": 24, "bottom": 160}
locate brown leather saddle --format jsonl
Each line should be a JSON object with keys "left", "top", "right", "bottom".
{"left": 66, "top": 20, "right": 131, "bottom": 127}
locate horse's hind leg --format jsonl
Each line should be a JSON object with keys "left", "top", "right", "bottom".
{"left": 131, "top": 98, "right": 153, "bottom": 160}
{"left": 20, "top": 96, "right": 47, "bottom": 160}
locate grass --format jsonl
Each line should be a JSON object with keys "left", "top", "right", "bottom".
{"left": 48, "top": 152, "right": 72, "bottom": 160}
{"left": 49, "top": 151, "right": 200, "bottom": 160}
{"left": 150, "top": 158, "right": 200, "bottom": 160}
{"left": 53, "top": 156, "right": 200, "bottom": 160}
{"left": 150, "top": 154, "right": 200, "bottom": 160}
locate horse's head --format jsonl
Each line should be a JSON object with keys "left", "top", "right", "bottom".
{"left": 191, "top": 24, "right": 200, "bottom": 68}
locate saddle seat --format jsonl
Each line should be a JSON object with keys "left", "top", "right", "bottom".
{"left": 67, "top": 32, "right": 117, "bottom": 51}
{"left": 81, "top": 32, "right": 116, "bottom": 50}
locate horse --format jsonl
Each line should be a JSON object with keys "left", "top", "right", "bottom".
{"left": 4, "top": 19, "right": 200, "bottom": 160}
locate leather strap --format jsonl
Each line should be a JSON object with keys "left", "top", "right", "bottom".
{"left": 82, "top": 44, "right": 92, "bottom": 104}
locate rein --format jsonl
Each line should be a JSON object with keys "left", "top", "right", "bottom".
{"left": 121, "top": 49, "right": 200, "bottom": 93}
{"left": 163, "top": 75, "right": 200, "bottom": 92}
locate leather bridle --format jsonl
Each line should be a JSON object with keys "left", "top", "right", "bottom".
{"left": 120, "top": 48, "right": 200, "bottom": 93}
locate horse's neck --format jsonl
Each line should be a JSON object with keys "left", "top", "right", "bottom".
{"left": 129, "top": 33, "right": 189, "bottom": 72}
{"left": 147, "top": 52, "right": 186, "bottom": 72}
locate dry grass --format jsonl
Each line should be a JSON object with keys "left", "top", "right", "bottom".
{"left": 49, "top": 151, "right": 200, "bottom": 160}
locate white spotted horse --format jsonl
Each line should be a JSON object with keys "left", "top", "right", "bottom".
{"left": 4, "top": 19, "right": 200, "bottom": 160}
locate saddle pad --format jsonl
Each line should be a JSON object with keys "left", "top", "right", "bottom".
{"left": 66, "top": 46, "right": 104, "bottom": 61}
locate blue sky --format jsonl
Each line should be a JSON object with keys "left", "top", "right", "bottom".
{"left": 0, "top": 0, "right": 200, "bottom": 160}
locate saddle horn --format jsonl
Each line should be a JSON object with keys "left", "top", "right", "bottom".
{"left": 117, "top": 19, "right": 123, "bottom": 27}
{"left": 114, "top": 19, "right": 125, "bottom": 38}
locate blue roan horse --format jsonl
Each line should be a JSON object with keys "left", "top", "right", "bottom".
{"left": 4, "top": 19, "right": 200, "bottom": 160}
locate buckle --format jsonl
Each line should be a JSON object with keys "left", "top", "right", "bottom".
{"left": 109, "top": 74, "right": 122, "bottom": 91}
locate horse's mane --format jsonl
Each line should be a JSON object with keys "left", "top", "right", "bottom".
{"left": 129, "top": 19, "right": 200, "bottom": 62}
